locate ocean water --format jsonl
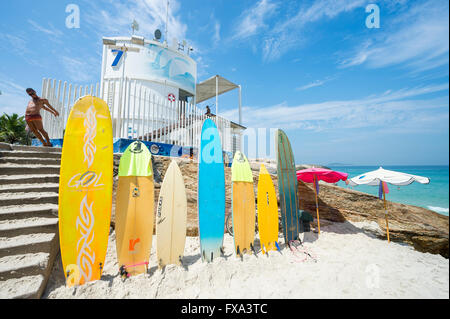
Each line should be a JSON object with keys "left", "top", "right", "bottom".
{"left": 328, "top": 165, "right": 449, "bottom": 216}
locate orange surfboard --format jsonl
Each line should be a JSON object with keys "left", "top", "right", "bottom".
{"left": 58, "top": 96, "right": 113, "bottom": 286}
{"left": 115, "top": 141, "right": 154, "bottom": 277}
{"left": 231, "top": 151, "right": 256, "bottom": 256}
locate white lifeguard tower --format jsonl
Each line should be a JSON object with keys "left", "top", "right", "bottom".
{"left": 40, "top": 29, "right": 245, "bottom": 157}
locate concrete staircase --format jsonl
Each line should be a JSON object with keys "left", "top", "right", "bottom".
{"left": 0, "top": 142, "right": 60, "bottom": 299}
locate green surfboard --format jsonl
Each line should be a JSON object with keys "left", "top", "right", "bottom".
{"left": 276, "top": 129, "right": 299, "bottom": 243}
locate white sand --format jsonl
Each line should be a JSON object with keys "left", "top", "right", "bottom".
{"left": 43, "top": 221, "right": 449, "bottom": 299}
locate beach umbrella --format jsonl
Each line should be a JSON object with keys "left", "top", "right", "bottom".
{"left": 348, "top": 167, "right": 430, "bottom": 243}
{"left": 296, "top": 167, "right": 348, "bottom": 234}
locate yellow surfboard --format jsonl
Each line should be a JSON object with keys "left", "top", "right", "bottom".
{"left": 58, "top": 96, "right": 113, "bottom": 286}
{"left": 257, "top": 164, "right": 280, "bottom": 254}
{"left": 231, "top": 151, "right": 256, "bottom": 256}
{"left": 115, "top": 141, "right": 154, "bottom": 277}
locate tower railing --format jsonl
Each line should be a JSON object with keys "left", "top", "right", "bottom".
{"left": 41, "top": 78, "right": 232, "bottom": 153}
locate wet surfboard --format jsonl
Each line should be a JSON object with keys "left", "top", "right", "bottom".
{"left": 257, "top": 164, "right": 279, "bottom": 254}
{"left": 115, "top": 141, "right": 154, "bottom": 277}
{"left": 276, "top": 129, "right": 299, "bottom": 243}
{"left": 231, "top": 151, "right": 256, "bottom": 256}
{"left": 198, "top": 118, "right": 225, "bottom": 262}
{"left": 156, "top": 160, "right": 187, "bottom": 267}
{"left": 58, "top": 95, "right": 113, "bottom": 286}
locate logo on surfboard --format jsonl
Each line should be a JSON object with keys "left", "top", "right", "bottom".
{"left": 129, "top": 238, "right": 141, "bottom": 253}
{"left": 68, "top": 171, "right": 104, "bottom": 189}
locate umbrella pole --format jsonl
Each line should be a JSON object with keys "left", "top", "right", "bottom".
{"left": 382, "top": 182, "right": 390, "bottom": 243}
{"left": 314, "top": 175, "right": 320, "bottom": 235}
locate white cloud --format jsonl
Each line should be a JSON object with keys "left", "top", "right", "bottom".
{"left": 28, "top": 19, "right": 64, "bottom": 38}
{"left": 0, "top": 34, "right": 40, "bottom": 67}
{"left": 262, "top": 0, "right": 367, "bottom": 61}
{"left": 0, "top": 75, "right": 29, "bottom": 116}
{"left": 221, "top": 83, "right": 449, "bottom": 132}
{"left": 341, "top": 1, "right": 449, "bottom": 72}
{"left": 213, "top": 21, "right": 221, "bottom": 45}
{"left": 82, "top": 0, "right": 187, "bottom": 46}
{"left": 232, "top": 0, "right": 278, "bottom": 40}
{"left": 60, "top": 56, "right": 100, "bottom": 83}
{"left": 296, "top": 76, "right": 336, "bottom": 91}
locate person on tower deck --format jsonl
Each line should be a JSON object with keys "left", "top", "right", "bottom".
{"left": 205, "top": 105, "right": 211, "bottom": 117}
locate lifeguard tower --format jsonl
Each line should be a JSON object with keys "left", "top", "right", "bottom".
{"left": 40, "top": 29, "right": 246, "bottom": 160}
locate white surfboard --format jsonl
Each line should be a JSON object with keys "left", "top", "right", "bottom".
{"left": 156, "top": 160, "right": 187, "bottom": 267}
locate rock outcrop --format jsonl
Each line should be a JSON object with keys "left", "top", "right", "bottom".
{"left": 111, "top": 155, "right": 449, "bottom": 258}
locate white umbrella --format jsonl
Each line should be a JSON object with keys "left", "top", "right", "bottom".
{"left": 348, "top": 167, "right": 430, "bottom": 243}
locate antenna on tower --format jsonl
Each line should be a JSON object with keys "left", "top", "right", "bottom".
{"left": 131, "top": 19, "right": 139, "bottom": 35}
{"left": 165, "top": 1, "right": 169, "bottom": 44}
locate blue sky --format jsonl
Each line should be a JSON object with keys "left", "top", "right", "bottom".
{"left": 0, "top": 0, "right": 448, "bottom": 165}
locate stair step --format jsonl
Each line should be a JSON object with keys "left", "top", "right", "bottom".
{"left": 10, "top": 145, "right": 61, "bottom": 153}
{"left": 0, "top": 274, "right": 45, "bottom": 299}
{"left": 0, "top": 143, "right": 61, "bottom": 299}
{"left": 0, "top": 157, "right": 61, "bottom": 165}
{"left": 0, "top": 150, "right": 61, "bottom": 159}
{"left": 0, "top": 192, "right": 59, "bottom": 207}
{"left": 0, "top": 174, "right": 59, "bottom": 186}
{"left": 0, "top": 252, "right": 50, "bottom": 280}
{"left": 0, "top": 164, "right": 60, "bottom": 175}
{"left": 0, "top": 217, "right": 58, "bottom": 237}
{"left": 0, "top": 183, "right": 59, "bottom": 194}
{"left": 0, "top": 233, "right": 56, "bottom": 258}
{"left": 0, "top": 204, "right": 58, "bottom": 222}
{"left": 0, "top": 143, "right": 12, "bottom": 151}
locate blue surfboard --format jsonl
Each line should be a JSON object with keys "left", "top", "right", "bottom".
{"left": 198, "top": 119, "right": 226, "bottom": 262}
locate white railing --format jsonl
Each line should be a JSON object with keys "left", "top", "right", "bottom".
{"left": 41, "top": 78, "right": 232, "bottom": 153}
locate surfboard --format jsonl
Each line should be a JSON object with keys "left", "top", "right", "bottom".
{"left": 58, "top": 95, "right": 113, "bottom": 286}
{"left": 276, "top": 129, "right": 299, "bottom": 243}
{"left": 115, "top": 141, "right": 154, "bottom": 277}
{"left": 257, "top": 164, "right": 279, "bottom": 254}
{"left": 198, "top": 118, "right": 225, "bottom": 262}
{"left": 231, "top": 151, "right": 256, "bottom": 256}
{"left": 156, "top": 160, "right": 187, "bottom": 267}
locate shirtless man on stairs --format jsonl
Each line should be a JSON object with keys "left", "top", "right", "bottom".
{"left": 25, "top": 88, "right": 59, "bottom": 147}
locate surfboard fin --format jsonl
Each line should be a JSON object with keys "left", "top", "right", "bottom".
{"left": 275, "top": 241, "right": 282, "bottom": 253}
{"left": 220, "top": 246, "right": 225, "bottom": 255}
{"left": 211, "top": 252, "right": 214, "bottom": 262}
{"left": 202, "top": 250, "right": 206, "bottom": 262}
{"left": 250, "top": 243, "right": 256, "bottom": 255}
{"left": 179, "top": 255, "right": 183, "bottom": 266}
{"left": 236, "top": 246, "right": 241, "bottom": 256}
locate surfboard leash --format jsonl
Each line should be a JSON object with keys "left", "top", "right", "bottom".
{"left": 288, "top": 240, "right": 317, "bottom": 263}
{"left": 120, "top": 261, "right": 150, "bottom": 279}
{"left": 288, "top": 240, "right": 307, "bottom": 262}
